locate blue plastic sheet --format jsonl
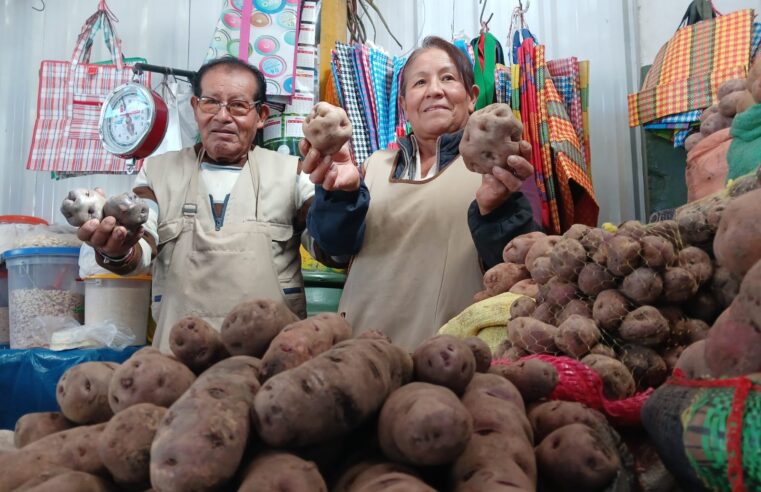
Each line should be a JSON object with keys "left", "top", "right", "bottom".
{"left": 0, "top": 345, "right": 141, "bottom": 429}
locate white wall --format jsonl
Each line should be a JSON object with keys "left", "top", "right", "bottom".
{"left": 637, "top": 0, "right": 761, "bottom": 67}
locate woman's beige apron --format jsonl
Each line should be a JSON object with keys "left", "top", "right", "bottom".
{"left": 147, "top": 147, "right": 304, "bottom": 351}
{"left": 338, "top": 150, "right": 484, "bottom": 350}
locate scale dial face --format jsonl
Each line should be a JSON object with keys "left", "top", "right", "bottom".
{"left": 99, "top": 84, "right": 155, "bottom": 156}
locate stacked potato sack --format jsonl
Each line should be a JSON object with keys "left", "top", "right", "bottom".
{"left": 2, "top": 299, "right": 551, "bottom": 491}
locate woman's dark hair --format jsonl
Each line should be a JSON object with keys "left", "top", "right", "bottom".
{"left": 192, "top": 57, "right": 268, "bottom": 105}
{"left": 399, "top": 36, "right": 475, "bottom": 97}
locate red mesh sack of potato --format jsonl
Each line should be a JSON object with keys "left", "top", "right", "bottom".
{"left": 492, "top": 354, "right": 653, "bottom": 426}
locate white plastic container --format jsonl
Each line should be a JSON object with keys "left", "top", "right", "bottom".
{"left": 4, "top": 247, "right": 84, "bottom": 349}
{"left": 84, "top": 274, "right": 151, "bottom": 345}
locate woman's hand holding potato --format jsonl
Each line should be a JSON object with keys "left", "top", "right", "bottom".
{"left": 300, "top": 102, "right": 359, "bottom": 192}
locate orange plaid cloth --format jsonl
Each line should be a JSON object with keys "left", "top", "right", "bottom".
{"left": 628, "top": 9, "right": 753, "bottom": 127}
{"left": 537, "top": 45, "right": 599, "bottom": 232}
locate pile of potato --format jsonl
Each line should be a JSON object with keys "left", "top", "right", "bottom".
{"left": 475, "top": 164, "right": 761, "bottom": 401}
{"left": 0, "top": 295, "right": 641, "bottom": 492}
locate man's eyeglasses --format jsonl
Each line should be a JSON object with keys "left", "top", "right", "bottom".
{"left": 197, "top": 97, "right": 260, "bottom": 117}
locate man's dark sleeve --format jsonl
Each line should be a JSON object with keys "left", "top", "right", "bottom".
{"left": 307, "top": 180, "right": 370, "bottom": 256}
{"left": 468, "top": 192, "right": 543, "bottom": 270}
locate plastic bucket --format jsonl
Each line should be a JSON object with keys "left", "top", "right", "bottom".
{"left": 0, "top": 265, "right": 8, "bottom": 344}
{"left": 4, "top": 247, "right": 83, "bottom": 349}
{"left": 0, "top": 215, "right": 49, "bottom": 256}
{"left": 303, "top": 270, "right": 346, "bottom": 317}
{"left": 84, "top": 274, "right": 151, "bottom": 345}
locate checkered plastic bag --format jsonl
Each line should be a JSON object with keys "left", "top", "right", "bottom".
{"left": 628, "top": 9, "right": 753, "bottom": 127}
{"left": 26, "top": 0, "right": 150, "bottom": 174}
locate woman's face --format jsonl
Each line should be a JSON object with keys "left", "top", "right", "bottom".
{"left": 399, "top": 48, "right": 478, "bottom": 141}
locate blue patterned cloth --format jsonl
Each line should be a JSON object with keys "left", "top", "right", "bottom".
{"left": 352, "top": 45, "right": 379, "bottom": 153}
{"left": 388, "top": 56, "right": 407, "bottom": 142}
{"left": 644, "top": 109, "right": 701, "bottom": 129}
{"left": 330, "top": 52, "right": 344, "bottom": 108}
{"left": 674, "top": 129, "right": 691, "bottom": 148}
{"left": 369, "top": 48, "right": 392, "bottom": 149}
{"left": 752, "top": 22, "right": 761, "bottom": 59}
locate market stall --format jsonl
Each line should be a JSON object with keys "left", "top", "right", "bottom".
{"left": 0, "top": 0, "right": 760, "bottom": 491}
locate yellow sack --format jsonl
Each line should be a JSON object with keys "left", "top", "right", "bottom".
{"left": 438, "top": 292, "right": 524, "bottom": 353}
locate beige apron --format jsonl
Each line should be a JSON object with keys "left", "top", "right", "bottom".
{"left": 338, "top": 150, "right": 484, "bottom": 350}
{"left": 148, "top": 147, "right": 305, "bottom": 351}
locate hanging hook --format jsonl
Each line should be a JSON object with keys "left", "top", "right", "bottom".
{"left": 479, "top": 0, "right": 493, "bottom": 33}
{"left": 32, "top": 0, "right": 45, "bottom": 12}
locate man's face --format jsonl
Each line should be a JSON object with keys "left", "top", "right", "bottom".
{"left": 191, "top": 66, "right": 269, "bottom": 163}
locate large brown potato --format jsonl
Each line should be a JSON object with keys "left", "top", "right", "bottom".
{"left": 221, "top": 298, "right": 300, "bottom": 357}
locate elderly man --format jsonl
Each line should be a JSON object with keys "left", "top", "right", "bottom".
{"left": 78, "top": 57, "right": 359, "bottom": 351}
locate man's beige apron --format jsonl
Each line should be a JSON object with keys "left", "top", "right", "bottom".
{"left": 147, "top": 147, "right": 305, "bottom": 351}
{"left": 338, "top": 150, "right": 484, "bottom": 350}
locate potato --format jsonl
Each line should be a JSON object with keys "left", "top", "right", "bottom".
{"left": 719, "top": 91, "right": 743, "bottom": 117}
{"left": 502, "top": 231, "right": 546, "bottom": 264}
{"left": 554, "top": 315, "right": 601, "bottom": 358}
{"left": 700, "top": 112, "right": 732, "bottom": 136}
{"left": 660, "top": 345, "right": 686, "bottom": 373}
{"left": 253, "top": 339, "right": 412, "bottom": 447}
{"left": 619, "top": 345, "right": 667, "bottom": 390}
{"left": 355, "top": 472, "right": 436, "bottom": 492}
{"left": 108, "top": 351, "right": 195, "bottom": 413}
{"left": 0, "top": 424, "right": 107, "bottom": 492}
{"left": 221, "top": 298, "right": 299, "bottom": 357}
{"left": 589, "top": 344, "right": 616, "bottom": 358}
{"left": 700, "top": 104, "right": 719, "bottom": 121}
{"left": 577, "top": 263, "right": 616, "bottom": 297}
{"left": 528, "top": 255, "right": 554, "bottom": 285}
{"left": 261, "top": 313, "right": 352, "bottom": 380}
{"left": 56, "top": 362, "right": 119, "bottom": 424}
{"left": 14, "top": 412, "right": 74, "bottom": 449}
{"left": 617, "top": 220, "right": 648, "bottom": 240}
{"left": 605, "top": 235, "right": 641, "bottom": 277}
{"left": 676, "top": 207, "right": 712, "bottom": 245}
{"left": 102, "top": 192, "right": 148, "bottom": 231}
{"left": 378, "top": 383, "right": 473, "bottom": 465}
{"left": 620, "top": 267, "right": 663, "bottom": 305}
{"left": 618, "top": 306, "right": 670, "bottom": 346}
{"left": 464, "top": 336, "right": 492, "bottom": 373}
{"left": 98, "top": 403, "right": 166, "bottom": 486}
{"left": 528, "top": 401, "right": 607, "bottom": 442}
{"left": 459, "top": 103, "right": 523, "bottom": 174}
{"left": 452, "top": 466, "right": 535, "bottom": 492}
{"left": 502, "top": 345, "right": 530, "bottom": 361}
{"left": 509, "top": 296, "right": 536, "bottom": 320}
{"left": 683, "top": 290, "right": 722, "bottom": 324}
{"left": 556, "top": 299, "right": 592, "bottom": 325}
{"left": 238, "top": 452, "right": 327, "bottom": 492}
{"left": 714, "top": 189, "right": 761, "bottom": 277}
{"left": 581, "top": 354, "right": 636, "bottom": 399}
{"left": 592, "top": 289, "right": 630, "bottom": 332}
{"left": 640, "top": 235, "right": 675, "bottom": 270}
{"left": 524, "top": 235, "right": 562, "bottom": 271}
{"left": 580, "top": 228, "right": 612, "bottom": 256}
{"left": 302, "top": 102, "right": 352, "bottom": 155}
{"left": 356, "top": 330, "right": 392, "bottom": 342}
{"left": 461, "top": 372, "right": 527, "bottom": 414}
{"left": 169, "top": 316, "right": 230, "bottom": 374}
{"left": 717, "top": 78, "right": 746, "bottom": 99}
{"left": 15, "top": 471, "right": 115, "bottom": 492}
{"left": 482, "top": 262, "right": 530, "bottom": 294}
{"left": 413, "top": 335, "right": 475, "bottom": 394}
{"left": 684, "top": 131, "right": 705, "bottom": 152}
{"left": 670, "top": 317, "right": 711, "bottom": 345}
{"left": 563, "top": 223, "right": 592, "bottom": 242}
{"left": 727, "top": 170, "right": 761, "bottom": 197}
{"left": 549, "top": 237, "right": 587, "bottom": 281}
{"left": 662, "top": 267, "right": 699, "bottom": 303}
{"left": 678, "top": 246, "right": 713, "bottom": 286}
{"left": 471, "top": 289, "right": 491, "bottom": 303}
{"left": 646, "top": 219, "right": 682, "bottom": 248}
{"left": 674, "top": 340, "right": 712, "bottom": 379}
{"left": 150, "top": 356, "right": 261, "bottom": 492}
{"left": 704, "top": 310, "right": 761, "bottom": 377}
{"left": 508, "top": 278, "right": 538, "bottom": 297}
{"left": 490, "top": 357, "right": 558, "bottom": 403}
{"left": 508, "top": 317, "right": 558, "bottom": 353}
{"left": 59, "top": 188, "right": 106, "bottom": 227}
{"left": 538, "top": 277, "right": 578, "bottom": 307}
{"left": 536, "top": 423, "right": 620, "bottom": 492}
{"left": 710, "top": 265, "right": 741, "bottom": 307}
{"left": 735, "top": 259, "right": 761, "bottom": 329}
{"left": 334, "top": 462, "right": 420, "bottom": 492}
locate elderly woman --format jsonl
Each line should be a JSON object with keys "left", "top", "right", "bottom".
{"left": 304, "top": 36, "right": 539, "bottom": 349}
